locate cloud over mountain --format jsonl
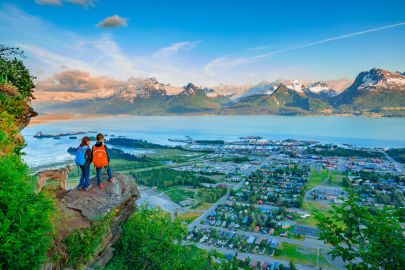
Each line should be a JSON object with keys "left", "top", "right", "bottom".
{"left": 97, "top": 15, "right": 127, "bottom": 28}
{"left": 36, "top": 69, "right": 124, "bottom": 93}
{"left": 35, "top": 0, "right": 62, "bottom": 6}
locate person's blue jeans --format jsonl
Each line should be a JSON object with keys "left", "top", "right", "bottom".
{"left": 79, "top": 164, "right": 90, "bottom": 188}
{"left": 96, "top": 165, "right": 113, "bottom": 185}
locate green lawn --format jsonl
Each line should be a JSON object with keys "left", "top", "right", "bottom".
{"left": 296, "top": 201, "right": 332, "bottom": 227}
{"left": 196, "top": 173, "right": 225, "bottom": 182}
{"left": 306, "top": 170, "right": 330, "bottom": 190}
{"left": 145, "top": 148, "right": 204, "bottom": 162}
{"left": 191, "top": 202, "right": 213, "bottom": 210}
{"left": 176, "top": 211, "right": 202, "bottom": 223}
{"left": 159, "top": 186, "right": 196, "bottom": 203}
{"left": 274, "top": 243, "right": 333, "bottom": 269}
{"left": 327, "top": 171, "right": 345, "bottom": 187}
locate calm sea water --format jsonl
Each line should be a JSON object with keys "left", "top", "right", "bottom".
{"left": 21, "top": 115, "right": 405, "bottom": 168}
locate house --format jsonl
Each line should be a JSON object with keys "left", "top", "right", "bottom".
{"left": 255, "top": 237, "right": 264, "bottom": 245}
{"left": 269, "top": 239, "right": 279, "bottom": 248}
{"left": 247, "top": 235, "right": 255, "bottom": 244}
{"left": 260, "top": 261, "right": 269, "bottom": 269}
{"left": 249, "top": 260, "right": 257, "bottom": 269}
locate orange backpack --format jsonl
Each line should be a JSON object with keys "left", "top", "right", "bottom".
{"left": 92, "top": 145, "right": 109, "bottom": 168}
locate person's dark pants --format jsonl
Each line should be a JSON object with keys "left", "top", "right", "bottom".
{"left": 79, "top": 164, "right": 90, "bottom": 188}
{"left": 96, "top": 165, "right": 113, "bottom": 185}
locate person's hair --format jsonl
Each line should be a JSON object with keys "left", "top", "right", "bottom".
{"left": 80, "top": 136, "right": 91, "bottom": 147}
{"left": 96, "top": 133, "right": 104, "bottom": 142}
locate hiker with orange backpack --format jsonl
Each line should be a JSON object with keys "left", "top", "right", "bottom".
{"left": 92, "top": 133, "right": 115, "bottom": 189}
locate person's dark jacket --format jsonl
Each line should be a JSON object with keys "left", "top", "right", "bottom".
{"left": 94, "top": 141, "right": 110, "bottom": 162}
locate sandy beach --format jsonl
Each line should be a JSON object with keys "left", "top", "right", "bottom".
{"left": 28, "top": 113, "right": 119, "bottom": 125}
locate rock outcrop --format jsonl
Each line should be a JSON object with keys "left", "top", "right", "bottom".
{"left": 61, "top": 174, "right": 139, "bottom": 220}
{"left": 0, "top": 83, "right": 38, "bottom": 129}
{"left": 44, "top": 173, "right": 140, "bottom": 269}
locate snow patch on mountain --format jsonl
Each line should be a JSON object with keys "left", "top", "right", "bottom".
{"left": 285, "top": 80, "right": 305, "bottom": 93}
{"left": 357, "top": 68, "right": 405, "bottom": 91}
{"left": 305, "top": 82, "right": 338, "bottom": 97}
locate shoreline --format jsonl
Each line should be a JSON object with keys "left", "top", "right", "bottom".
{"left": 28, "top": 112, "right": 394, "bottom": 126}
{"left": 28, "top": 113, "right": 122, "bottom": 125}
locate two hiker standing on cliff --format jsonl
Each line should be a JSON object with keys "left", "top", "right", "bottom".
{"left": 75, "top": 133, "right": 115, "bottom": 190}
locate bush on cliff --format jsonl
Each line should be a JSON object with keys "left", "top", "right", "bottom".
{"left": 0, "top": 45, "right": 54, "bottom": 269}
{"left": 0, "top": 157, "right": 54, "bottom": 269}
{"left": 109, "top": 207, "right": 219, "bottom": 270}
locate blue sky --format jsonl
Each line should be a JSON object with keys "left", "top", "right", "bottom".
{"left": 1, "top": 0, "right": 404, "bottom": 86}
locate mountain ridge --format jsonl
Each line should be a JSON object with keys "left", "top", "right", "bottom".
{"left": 36, "top": 68, "right": 405, "bottom": 117}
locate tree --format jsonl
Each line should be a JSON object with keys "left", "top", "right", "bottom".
{"left": 0, "top": 45, "right": 54, "bottom": 269}
{"left": 289, "top": 260, "right": 297, "bottom": 270}
{"left": 296, "top": 194, "right": 304, "bottom": 208}
{"left": 110, "top": 207, "right": 219, "bottom": 270}
{"left": 314, "top": 192, "right": 405, "bottom": 269}
{"left": 0, "top": 45, "right": 35, "bottom": 99}
{"left": 0, "top": 157, "right": 54, "bottom": 269}
{"left": 342, "top": 177, "right": 350, "bottom": 188}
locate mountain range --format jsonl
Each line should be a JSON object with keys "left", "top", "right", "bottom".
{"left": 37, "top": 68, "right": 405, "bottom": 117}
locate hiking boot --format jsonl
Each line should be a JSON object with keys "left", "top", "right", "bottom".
{"left": 109, "top": 177, "right": 115, "bottom": 183}
{"left": 98, "top": 183, "right": 104, "bottom": 190}
{"left": 83, "top": 185, "right": 92, "bottom": 191}
{"left": 75, "top": 185, "right": 83, "bottom": 190}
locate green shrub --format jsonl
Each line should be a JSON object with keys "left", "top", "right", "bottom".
{"left": 65, "top": 211, "right": 116, "bottom": 268}
{"left": 0, "top": 45, "right": 54, "bottom": 270}
{"left": 0, "top": 156, "right": 54, "bottom": 269}
{"left": 109, "top": 207, "right": 218, "bottom": 270}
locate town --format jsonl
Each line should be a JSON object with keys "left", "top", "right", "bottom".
{"left": 62, "top": 136, "right": 404, "bottom": 270}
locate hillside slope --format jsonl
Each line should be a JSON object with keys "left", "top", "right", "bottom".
{"left": 332, "top": 68, "right": 405, "bottom": 116}
{"left": 223, "top": 84, "right": 332, "bottom": 115}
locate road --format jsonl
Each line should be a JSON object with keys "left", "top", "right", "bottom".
{"left": 188, "top": 178, "right": 245, "bottom": 231}
{"left": 192, "top": 243, "right": 320, "bottom": 270}
{"left": 378, "top": 149, "right": 404, "bottom": 173}
{"left": 188, "top": 158, "right": 264, "bottom": 231}
{"left": 198, "top": 224, "right": 331, "bottom": 250}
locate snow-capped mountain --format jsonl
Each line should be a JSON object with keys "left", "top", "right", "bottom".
{"left": 179, "top": 83, "right": 226, "bottom": 98}
{"left": 355, "top": 68, "right": 405, "bottom": 91}
{"left": 332, "top": 68, "right": 405, "bottom": 113}
{"left": 37, "top": 68, "right": 405, "bottom": 117}
{"left": 285, "top": 80, "right": 305, "bottom": 93}
{"left": 304, "top": 82, "right": 338, "bottom": 100}
{"left": 240, "top": 80, "right": 282, "bottom": 98}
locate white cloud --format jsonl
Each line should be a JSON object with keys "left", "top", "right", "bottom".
{"left": 67, "top": 0, "right": 96, "bottom": 8}
{"left": 152, "top": 41, "right": 198, "bottom": 61}
{"left": 35, "top": 0, "right": 62, "bottom": 6}
{"left": 96, "top": 15, "right": 127, "bottom": 28}
{"left": 35, "top": 0, "right": 97, "bottom": 8}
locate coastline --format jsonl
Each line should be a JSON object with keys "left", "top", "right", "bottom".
{"left": 28, "top": 112, "right": 393, "bottom": 126}
{"left": 28, "top": 113, "right": 123, "bottom": 125}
